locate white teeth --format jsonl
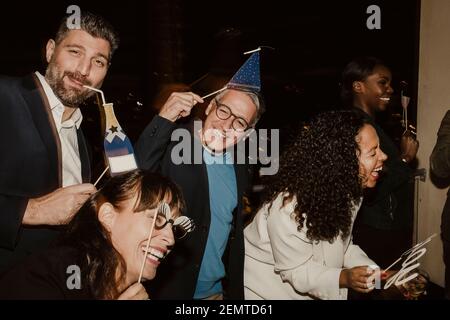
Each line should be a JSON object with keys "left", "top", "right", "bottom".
{"left": 142, "top": 247, "right": 165, "bottom": 260}
{"left": 380, "top": 97, "right": 390, "bottom": 101}
{"left": 147, "top": 254, "right": 158, "bottom": 261}
{"left": 373, "top": 167, "right": 382, "bottom": 172}
{"left": 150, "top": 248, "right": 164, "bottom": 258}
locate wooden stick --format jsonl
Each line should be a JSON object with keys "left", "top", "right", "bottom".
{"left": 94, "top": 166, "right": 109, "bottom": 187}
{"left": 383, "top": 257, "right": 403, "bottom": 273}
{"left": 189, "top": 73, "right": 209, "bottom": 87}
{"left": 201, "top": 87, "right": 227, "bottom": 100}
{"left": 405, "top": 107, "right": 408, "bottom": 132}
{"left": 83, "top": 85, "right": 106, "bottom": 105}
{"left": 243, "top": 47, "right": 262, "bottom": 55}
{"left": 175, "top": 87, "right": 227, "bottom": 121}
{"left": 138, "top": 209, "right": 158, "bottom": 283}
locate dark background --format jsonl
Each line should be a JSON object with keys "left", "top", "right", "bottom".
{"left": 0, "top": 0, "right": 421, "bottom": 176}
{"left": 3, "top": 0, "right": 444, "bottom": 298}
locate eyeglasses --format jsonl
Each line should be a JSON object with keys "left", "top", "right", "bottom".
{"left": 154, "top": 202, "right": 195, "bottom": 239}
{"left": 214, "top": 99, "right": 250, "bottom": 132}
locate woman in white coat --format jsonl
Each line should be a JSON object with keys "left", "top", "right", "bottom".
{"left": 244, "top": 110, "right": 387, "bottom": 300}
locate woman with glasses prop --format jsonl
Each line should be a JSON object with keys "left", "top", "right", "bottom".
{"left": 0, "top": 170, "right": 194, "bottom": 300}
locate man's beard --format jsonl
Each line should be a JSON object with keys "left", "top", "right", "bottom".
{"left": 45, "top": 61, "right": 94, "bottom": 108}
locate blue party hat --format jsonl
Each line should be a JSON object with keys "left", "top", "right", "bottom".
{"left": 227, "top": 50, "right": 261, "bottom": 92}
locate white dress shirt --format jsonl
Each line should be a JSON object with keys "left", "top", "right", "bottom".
{"left": 35, "top": 72, "right": 83, "bottom": 187}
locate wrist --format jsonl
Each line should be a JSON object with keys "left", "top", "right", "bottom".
{"left": 339, "top": 269, "right": 349, "bottom": 288}
{"left": 23, "top": 199, "right": 40, "bottom": 225}
{"left": 158, "top": 112, "right": 175, "bottom": 122}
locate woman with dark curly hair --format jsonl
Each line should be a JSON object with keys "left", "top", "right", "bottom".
{"left": 244, "top": 110, "right": 387, "bottom": 300}
{"left": 0, "top": 170, "right": 191, "bottom": 299}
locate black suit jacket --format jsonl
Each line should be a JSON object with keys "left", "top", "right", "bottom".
{"left": 135, "top": 115, "right": 250, "bottom": 299}
{"left": 0, "top": 245, "right": 92, "bottom": 299}
{"left": 0, "top": 74, "right": 91, "bottom": 272}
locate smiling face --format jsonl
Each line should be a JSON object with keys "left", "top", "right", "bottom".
{"left": 44, "top": 29, "right": 111, "bottom": 107}
{"left": 354, "top": 65, "right": 394, "bottom": 115}
{"left": 201, "top": 89, "right": 257, "bottom": 152}
{"left": 100, "top": 193, "right": 178, "bottom": 286}
{"left": 357, "top": 124, "right": 387, "bottom": 188}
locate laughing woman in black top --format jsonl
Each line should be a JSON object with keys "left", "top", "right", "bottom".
{"left": 341, "top": 57, "right": 419, "bottom": 269}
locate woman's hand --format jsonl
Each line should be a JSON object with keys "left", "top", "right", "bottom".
{"left": 117, "top": 282, "right": 149, "bottom": 300}
{"left": 340, "top": 266, "right": 377, "bottom": 293}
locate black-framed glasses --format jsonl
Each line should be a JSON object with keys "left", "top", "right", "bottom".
{"left": 154, "top": 202, "right": 195, "bottom": 239}
{"left": 214, "top": 99, "right": 250, "bottom": 132}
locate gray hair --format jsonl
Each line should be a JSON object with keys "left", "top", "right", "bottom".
{"left": 215, "top": 88, "right": 265, "bottom": 127}
{"left": 55, "top": 11, "right": 120, "bottom": 61}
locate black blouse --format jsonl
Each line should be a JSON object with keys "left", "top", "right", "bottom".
{"left": 0, "top": 245, "right": 93, "bottom": 299}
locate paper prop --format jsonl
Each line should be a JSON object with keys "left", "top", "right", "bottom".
{"left": 84, "top": 86, "right": 138, "bottom": 177}
{"left": 226, "top": 48, "right": 261, "bottom": 93}
{"left": 400, "top": 81, "right": 411, "bottom": 134}
{"left": 199, "top": 47, "right": 262, "bottom": 99}
{"left": 401, "top": 91, "right": 411, "bottom": 134}
{"left": 177, "top": 48, "right": 263, "bottom": 120}
{"left": 383, "top": 233, "right": 436, "bottom": 289}
{"left": 138, "top": 203, "right": 196, "bottom": 284}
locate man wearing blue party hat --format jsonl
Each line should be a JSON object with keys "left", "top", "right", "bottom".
{"left": 135, "top": 49, "right": 264, "bottom": 300}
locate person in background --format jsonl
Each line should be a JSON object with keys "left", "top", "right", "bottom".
{"left": 341, "top": 57, "right": 419, "bottom": 270}
{"left": 430, "top": 111, "right": 450, "bottom": 300}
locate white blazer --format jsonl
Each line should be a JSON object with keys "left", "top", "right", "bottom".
{"left": 244, "top": 193, "right": 376, "bottom": 300}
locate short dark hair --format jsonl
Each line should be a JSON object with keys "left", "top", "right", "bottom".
{"left": 55, "top": 11, "right": 120, "bottom": 60}
{"left": 341, "top": 56, "right": 386, "bottom": 106}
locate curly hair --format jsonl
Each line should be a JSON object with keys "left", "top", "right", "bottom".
{"left": 262, "top": 110, "right": 369, "bottom": 243}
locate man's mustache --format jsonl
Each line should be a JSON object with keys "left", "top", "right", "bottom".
{"left": 64, "top": 71, "right": 92, "bottom": 87}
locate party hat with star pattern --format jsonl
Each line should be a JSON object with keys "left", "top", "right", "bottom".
{"left": 226, "top": 50, "right": 261, "bottom": 92}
